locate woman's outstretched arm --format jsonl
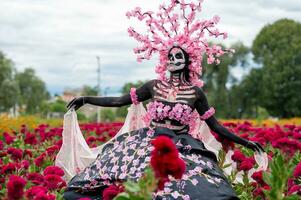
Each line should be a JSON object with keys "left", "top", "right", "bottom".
{"left": 194, "top": 87, "right": 264, "bottom": 152}
{"left": 67, "top": 79, "right": 156, "bottom": 110}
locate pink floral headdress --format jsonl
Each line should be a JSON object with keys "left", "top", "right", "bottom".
{"left": 126, "top": 0, "right": 234, "bottom": 87}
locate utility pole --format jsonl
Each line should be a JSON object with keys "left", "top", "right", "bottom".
{"left": 96, "top": 56, "right": 101, "bottom": 123}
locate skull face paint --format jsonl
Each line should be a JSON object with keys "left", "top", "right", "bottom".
{"left": 167, "top": 47, "right": 187, "bottom": 72}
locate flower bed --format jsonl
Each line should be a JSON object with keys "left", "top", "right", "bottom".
{"left": 0, "top": 121, "right": 300, "bottom": 199}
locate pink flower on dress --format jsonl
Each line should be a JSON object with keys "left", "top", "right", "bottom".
{"left": 130, "top": 87, "right": 139, "bottom": 105}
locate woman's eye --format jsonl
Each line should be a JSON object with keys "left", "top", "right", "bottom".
{"left": 168, "top": 54, "right": 172, "bottom": 60}
{"left": 175, "top": 53, "right": 183, "bottom": 59}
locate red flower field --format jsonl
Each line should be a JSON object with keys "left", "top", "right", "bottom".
{"left": 0, "top": 121, "right": 300, "bottom": 199}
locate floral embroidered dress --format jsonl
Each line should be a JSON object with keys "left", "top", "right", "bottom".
{"left": 62, "top": 97, "right": 239, "bottom": 200}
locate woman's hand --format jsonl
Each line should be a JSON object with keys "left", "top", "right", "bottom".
{"left": 66, "top": 97, "right": 85, "bottom": 111}
{"left": 246, "top": 141, "right": 265, "bottom": 153}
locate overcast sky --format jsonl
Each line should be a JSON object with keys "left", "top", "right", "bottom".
{"left": 1, "top": 0, "right": 300, "bottom": 96}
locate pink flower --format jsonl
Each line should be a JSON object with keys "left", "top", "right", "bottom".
{"left": 7, "top": 175, "right": 27, "bottom": 200}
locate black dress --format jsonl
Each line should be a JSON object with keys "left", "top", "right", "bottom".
{"left": 64, "top": 126, "right": 239, "bottom": 200}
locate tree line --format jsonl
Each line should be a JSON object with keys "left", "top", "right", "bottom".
{"left": 0, "top": 19, "right": 300, "bottom": 119}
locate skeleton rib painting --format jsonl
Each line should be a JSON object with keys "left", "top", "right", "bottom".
{"left": 55, "top": 0, "right": 268, "bottom": 199}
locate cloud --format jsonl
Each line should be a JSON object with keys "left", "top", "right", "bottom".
{"left": 0, "top": 0, "right": 300, "bottom": 96}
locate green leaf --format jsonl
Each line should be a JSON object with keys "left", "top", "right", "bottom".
{"left": 114, "top": 192, "right": 130, "bottom": 200}
{"left": 124, "top": 181, "right": 141, "bottom": 193}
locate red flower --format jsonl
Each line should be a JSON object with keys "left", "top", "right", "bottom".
{"left": 25, "top": 186, "right": 48, "bottom": 199}
{"left": 252, "top": 185, "right": 270, "bottom": 198}
{"left": 43, "top": 166, "right": 65, "bottom": 177}
{"left": 103, "top": 184, "right": 124, "bottom": 200}
{"left": 293, "top": 162, "right": 301, "bottom": 177}
{"left": 151, "top": 136, "right": 178, "bottom": 156}
{"left": 46, "top": 145, "right": 59, "bottom": 157}
{"left": 3, "top": 132, "right": 15, "bottom": 145}
{"left": 2, "top": 163, "right": 19, "bottom": 174}
{"left": 44, "top": 174, "right": 66, "bottom": 190}
{"left": 7, "top": 147, "right": 23, "bottom": 161}
{"left": 0, "top": 140, "right": 3, "bottom": 150}
{"left": 34, "top": 153, "right": 46, "bottom": 167}
{"left": 288, "top": 185, "right": 301, "bottom": 195}
{"left": 272, "top": 138, "right": 301, "bottom": 157}
{"left": 32, "top": 192, "right": 56, "bottom": 200}
{"left": 55, "top": 139, "right": 63, "bottom": 148}
{"left": 27, "top": 173, "right": 44, "bottom": 185}
{"left": 21, "top": 160, "right": 30, "bottom": 169}
{"left": 24, "top": 149, "right": 33, "bottom": 158}
{"left": 150, "top": 136, "right": 186, "bottom": 190}
{"left": 238, "top": 157, "right": 255, "bottom": 171}
{"left": 251, "top": 170, "right": 266, "bottom": 186}
{"left": 24, "top": 132, "right": 38, "bottom": 145}
{"left": 7, "top": 175, "right": 27, "bottom": 200}
{"left": 87, "top": 136, "right": 96, "bottom": 144}
{"left": 231, "top": 150, "right": 246, "bottom": 163}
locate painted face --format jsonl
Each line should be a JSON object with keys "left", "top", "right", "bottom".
{"left": 167, "top": 47, "right": 186, "bottom": 72}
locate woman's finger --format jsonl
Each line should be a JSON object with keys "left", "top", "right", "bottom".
{"left": 256, "top": 143, "right": 264, "bottom": 152}
{"left": 67, "top": 98, "right": 77, "bottom": 108}
{"left": 67, "top": 98, "right": 76, "bottom": 109}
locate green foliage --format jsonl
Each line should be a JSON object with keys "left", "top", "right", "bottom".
{"left": 114, "top": 167, "right": 157, "bottom": 200}
{"left": 251, "top": 19, "right": 301, "bottom": 118}
{"left": 16, "top": 68, "right": 50, "bottom": 114}
{"left": 202, "top": 42, "right": 250, "bottom": 118}
{"left": 101, "top": 109, "right": 116, "bottom": 122}
{"left": 262, "top": 150, "right": 300, "bottom": 200}
{"left": 81, "top": 85, "right": 98, "bottom": 96}
{"left": 0, "top": 51, "right": 20, "bottom": 112}
{"left": 50, "top": 99, "right": 66, "bottom": 113}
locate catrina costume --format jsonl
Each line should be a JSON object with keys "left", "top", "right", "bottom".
{"left": 55, "top": 0, "right": 268, "bottom": 199}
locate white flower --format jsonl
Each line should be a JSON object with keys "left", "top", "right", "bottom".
{"left": 171, "top": 191, "right": 180, "bottom": 198}
{"left": 191, "top": 178, "right": 198, "bottom": 185}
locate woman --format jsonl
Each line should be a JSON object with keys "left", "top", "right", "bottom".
{"left": 63, "top": 45, "right": 264, "bottom": 200}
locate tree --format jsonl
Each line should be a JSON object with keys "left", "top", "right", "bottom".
{"left": 81, "top": 85, "right": 98, "bottom": 96}
{"left": 16, "top": 68, "right": 50, "bottom": 114}
{"left": 0, "top": 51, "right": 20, "bottom": 113}
{"left": 252, "top": 19, "right": 301, "bottom": 117}
{"left": 202, "top": 42, "right": 250, "bottom": 118}
{"left": 229, "top": 68, "right": 265, "bottom": 118}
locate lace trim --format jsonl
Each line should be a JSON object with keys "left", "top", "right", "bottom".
{"left": 130, "top": 87, "right": 139, "bottom": 105}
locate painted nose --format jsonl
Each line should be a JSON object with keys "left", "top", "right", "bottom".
{"left": 170, "top": 55, "right": 175, "bottom": 61}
